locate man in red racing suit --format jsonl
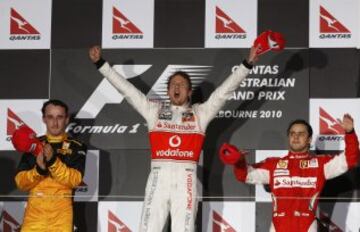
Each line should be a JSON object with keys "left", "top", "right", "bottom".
{"left": 89, "top": 46, "right": 262, "bottom": 231}
{"left": 220, "top": 115, "right": 359, "bottom": 232}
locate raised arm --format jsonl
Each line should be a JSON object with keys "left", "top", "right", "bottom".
{"left": 324, "top": 114, "right": 360, "bottom": 179}
{"left": 219, "top": 143, "right": 273, "bottom": 185}
{"left": 89, "top": 46, "right": 157, "bottom": 120}
{"left": 196, "top": 46, "right": 261, "bottom": 128}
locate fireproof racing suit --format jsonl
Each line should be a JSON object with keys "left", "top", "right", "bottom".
{"left": 96, "top": 58, "right": 252, "bottom": 231}
{"left": 233, "top": 131, "right": 359, "bottom": 232}
{"left": 15, "top": 134, "right": 87, "bottom": 232}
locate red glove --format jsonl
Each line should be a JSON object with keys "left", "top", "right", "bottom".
{"left": 11, "top": 125, "right": 43, "bottom": 156}
{"left": 254, "top": 30, "right": 286, "bottom": 55}
{"left": 219, "top": 143, "right": 244, "bottom": 165}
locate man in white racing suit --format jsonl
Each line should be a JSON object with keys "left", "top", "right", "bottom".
{"left": 89, "top": 46, "right": 261, "bottom": 231}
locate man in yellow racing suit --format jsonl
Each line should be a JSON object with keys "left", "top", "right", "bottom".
{"left": 15, "top": 99, "right": 87, "bottom": 232}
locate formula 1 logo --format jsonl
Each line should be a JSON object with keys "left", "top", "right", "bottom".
{"left": 76, "top": 65, "right": 211, "bottom": 119}
{"left": 320, "top": 6, "right": 350, "bottom": 33}
{"left": 319, "top": 107, "right": 345, "bottom": 135}
{"left": 215, "top": 7, "right": 245, "bottom": 34}
{"left": 108, "top": 210, "right": 131, "bottom": 232}
{"left": 10, "top": 8, "right": 40, "bottom": 35}
{"left": 1, "top": 211, "right": 21, "bottom": 232}
{"left": 113, "top": 7, "right": 142, "bottom": 34}
{"left": 212, "top": 211, "right": 236, "bottom": 232}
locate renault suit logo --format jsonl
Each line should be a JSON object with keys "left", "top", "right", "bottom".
{"left": 169, "top": 135, "right": 181, "bottom": 148}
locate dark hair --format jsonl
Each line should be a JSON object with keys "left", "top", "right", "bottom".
{"left": 167, "top": 71, "right": 192, "bottom": 90}
{"left": 41, "top": 99, "right": 69, "bottom": 116}
{"left": 287, "top": 119, "right": 313, "bottom": 138}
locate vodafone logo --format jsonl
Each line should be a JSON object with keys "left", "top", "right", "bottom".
{"left": 112, "top": 7, "right": 143, "bottom": 40}
{"left": 319, "top": 6, "right": 351, "bottom": 39}
{"left": 108, "top": 210, "right": 131, "bottom": 232}
{"left": 169, "top": 135, "right": 181, "bottom": 148}
{"left": 9, "top": 8, "right": 40, "bottom": 41}
{"left": 319, "top": 107, "right": 345, "bottom": 135}
{"left": 215, "top": 6, "right": 246, "bottom": 40}
{"left": 212, "top": 211, "right": 236, "bottom": 232}
{"left": 1, "top": 211, "right": 21, "bottom": 232}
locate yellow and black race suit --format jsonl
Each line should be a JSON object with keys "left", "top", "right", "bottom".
{"left": 15, "top": 134, "right": 87, "bottom": 232}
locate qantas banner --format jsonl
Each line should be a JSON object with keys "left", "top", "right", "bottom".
{"left": 309, "top": 0, "right": 359, "bottom": 48}
{"left": 202, "top": 201, "right": 255, "bottom": 231}
{"left": 0, "top": 100, "right": 46, "bottom": 151}
{"left": 0, "top": 0, "right": 52, "bottom": 49}
{"left": 102, "top": 0, "right": 154, "bottom": 48}
{"left": 51, "top": 49, "right": 308, "bottom": 150}
{"left": 310, "top": 99, "right": 360, "bottom": 150}
{"left": 98, "top": 201, "right": 142, "bottom": 232}
{"left": 205, "top": 0, "right": 257, "bottom": 48}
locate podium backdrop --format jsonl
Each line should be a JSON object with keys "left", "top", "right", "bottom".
{"left": 0, "top": 0, "right": 360, "bottom": 231}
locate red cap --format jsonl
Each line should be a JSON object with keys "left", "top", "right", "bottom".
{"left": 254, "top": 30, "right": 286, "bottom": 55}
{"left": 11, "top": 125, "right": 43, "bottom": 156}
{"left": 219, "top": 143, "right": 242, "bottom": 165}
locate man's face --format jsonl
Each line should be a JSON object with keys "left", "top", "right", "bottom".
{"left": 288, "top": 123, "right": 311, "bottom": 153}
{"left": 42, "top": 104, "right": 69, "bottom": 137}
{"left": 167, "top": 75, "right": 192, "bottom": 106}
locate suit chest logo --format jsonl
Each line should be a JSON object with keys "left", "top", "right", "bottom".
{"left": 57, "top": 141, "right": 72, "bottom": 155}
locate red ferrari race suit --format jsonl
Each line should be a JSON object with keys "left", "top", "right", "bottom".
{"left": 15, "top": 134, "right": 87, "bottom": 232}
{"left": 97, "top": 59, "right": 252, "bottom": 231}
{"left": 233, "top": 132, "right": 359, "bottom": 232}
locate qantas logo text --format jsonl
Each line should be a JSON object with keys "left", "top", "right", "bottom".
{"left": 10, "top": 8, "right": 40, "bottom": 41}
{"left": 319, "top": 6, "right": 351, "bottom": 39}
{"left": 112, "top": 6, "right": 143, "bottom": 40}
{"left": 108, "top": 210, "right": 131, "bottom": 232}
{"left": 212, "top": 211, "right": 236, "bottom": 232}
{"left": 215, "top": 6, "right": 246, "bottom": 40}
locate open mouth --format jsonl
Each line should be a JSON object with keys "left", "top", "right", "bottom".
{"left": 174, "top": 92, "right": 180, "bottom": 98}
